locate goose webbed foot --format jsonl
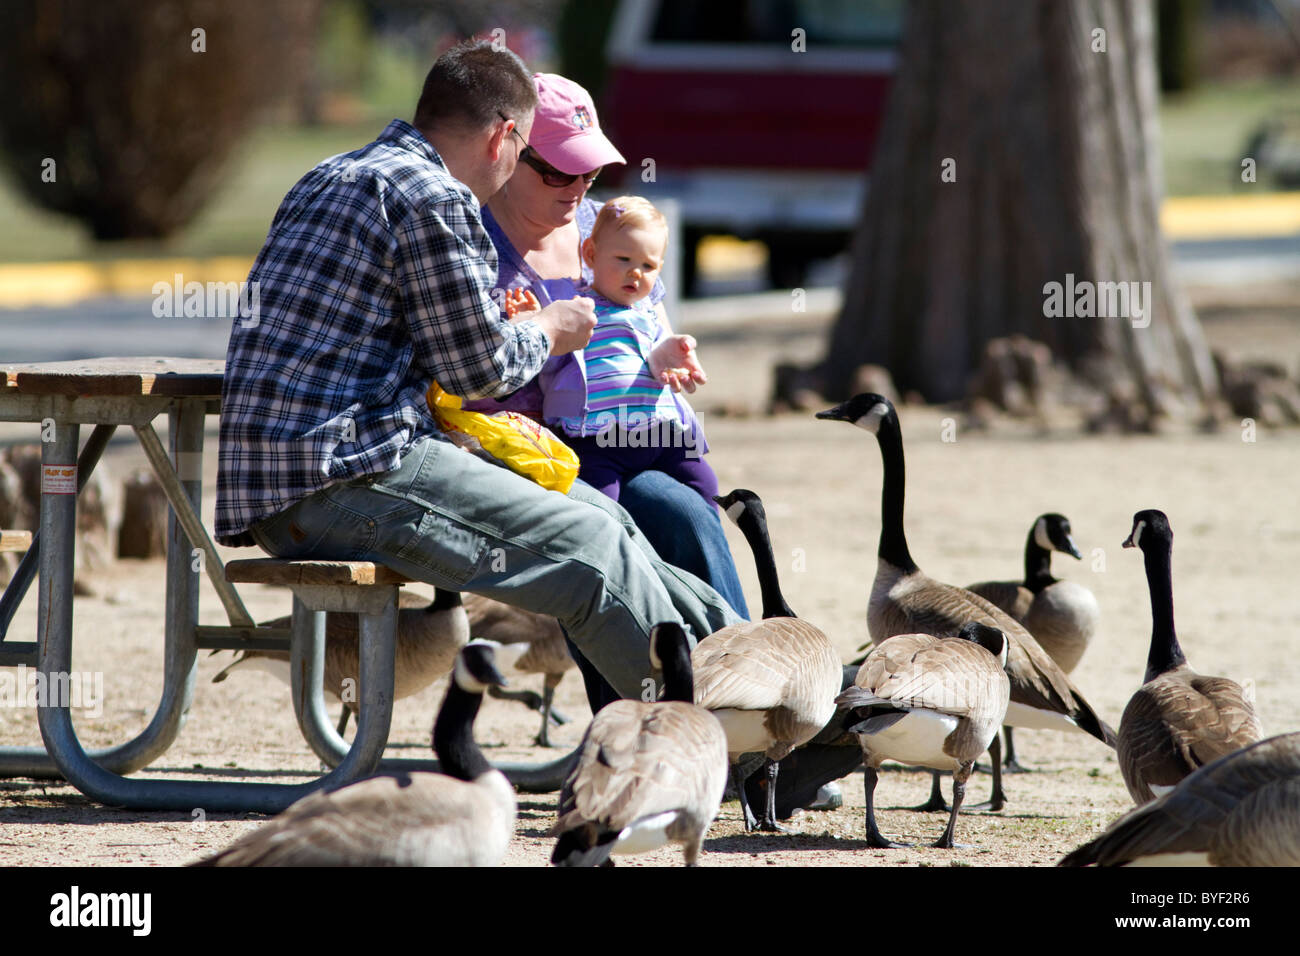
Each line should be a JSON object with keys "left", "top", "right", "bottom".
{"left": 908, "top": 772, "right": 950, "bottom": 812}
{"left": 1002, "top": 759, "right": 1030, "bottom": 775}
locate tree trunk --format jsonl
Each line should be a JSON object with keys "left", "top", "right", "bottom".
{"left": 823, "top": 0, "right": 1218, "bottom": 419}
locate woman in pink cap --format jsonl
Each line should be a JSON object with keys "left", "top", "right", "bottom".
{"left": 467, "top": 73, "right": 750, "bottom": 702}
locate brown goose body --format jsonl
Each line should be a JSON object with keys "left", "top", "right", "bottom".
{"left": 1061, "top": 732, "right": 1300, "bottom": 867}
{"left": 837, "top": 625, "right": 1010, "bottom": 848}
{"left": 870, "top": 559, "right": 1111, "bottom": 743}
{"left": 842, "top": 632, "right": 1009, "bottom": 771}
{"left": 462, "top": 593, "right": 574, "bottom": 745}
{"left": 551, "top": 622, "right": 729, "bottom": 866}
{"left": 967, "top": 514, "right": 1100, "bottom": 674}
{"left": 1118, "top": 666, "right": 1264, "bottom": 804}
{"left": 1117, "top": 510, "right": 1263, "bottom": 805}
{"left": 552, "top": 700, "right": 728, "bottom": 866}
{"left": 195, "top": 644, "right": 514, "bottom": 867}
{"left": 692, "top": 618, "right": 841, "bottom": 763}
{"left": 212, "top": 589, "right": 469, "bottom": 709}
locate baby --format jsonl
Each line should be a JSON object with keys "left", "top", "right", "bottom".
{"left": 515, "top": 196, "right": 717, "bottom": 508}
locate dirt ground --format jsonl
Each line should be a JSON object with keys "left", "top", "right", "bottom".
{"left": 2, "top": 284, "right": 1298, "bottom": 867}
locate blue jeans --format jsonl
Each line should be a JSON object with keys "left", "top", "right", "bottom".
{"left": 620, "top": 470, "right": 750, "bottom": 620}
{"left": 248, "top": 436, "right": 744, "bottom": 699}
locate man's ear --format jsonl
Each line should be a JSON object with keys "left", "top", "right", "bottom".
{"left": 581, "top": 236, "right": 597, "bottom": 268}
{"left": 487, "top": 120, "right": 509, "bottom": 163}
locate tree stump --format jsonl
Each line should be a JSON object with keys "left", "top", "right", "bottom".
{"left": 118, "top": 470, "right": 169, "bottom": 560}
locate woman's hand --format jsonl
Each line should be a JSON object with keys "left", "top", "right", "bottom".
{"left": 649, "top": 334, "right": 707, "bottom": 394}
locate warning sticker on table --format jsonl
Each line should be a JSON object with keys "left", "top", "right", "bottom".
{"left": 41, "top": 465, "right": 77, "bottom": 494}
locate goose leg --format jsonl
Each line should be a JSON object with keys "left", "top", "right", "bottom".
{"left": 755, "top": 759, "right": 792, "bottom": 833}
{"left": 973, "top": 734, "right": 1007, "bottom": 811}
{"left": 864, "top": 766, "right": 911, "bottom": 849}
{"left": 933, "top": 761, "right": 973, "bottom": 849}
{"left": 908, "top": 771, "right": 950, "bottom": 812}
{"left": 336, "top": 708, "right": 351, "bottom": 737}
{"left": 1002, "top": 726, "right": 1029, "bottom": 773}
{"left": 535, "top": 675, "right": 562, "bottom": 747}
{"left": 733, "top": 763, "right": 759, "bottom": 831}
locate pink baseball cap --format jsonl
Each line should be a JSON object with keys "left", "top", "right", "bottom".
{"left": 528, "top": 73, "right": 626, "bottom": 175}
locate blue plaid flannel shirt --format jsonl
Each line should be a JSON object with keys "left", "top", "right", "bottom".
{"left": 215, "top": 119, "right": 550, "bottom": 544}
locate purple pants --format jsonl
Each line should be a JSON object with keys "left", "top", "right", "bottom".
{"left": 564, "top": 427, "right": 718, "bottom": 511}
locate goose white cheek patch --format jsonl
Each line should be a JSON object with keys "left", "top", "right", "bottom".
{"left": 854, "top": 403, "right": 891, "bottom": 435}
{"left": 724, "top": 501, "right": 746, "bottom": 526}
{"left": 454, "top": 651, "right": 491, "bottom": 693}
{"left": 1126, "top": 520, "right": 1145, "bottom": 549}
{"left": 1034, "top": 518, "right": 1053, "bottom": 551}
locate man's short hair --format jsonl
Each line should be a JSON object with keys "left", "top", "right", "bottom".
{"left": 413, "top": 40, "right": 537, "bottom": 133}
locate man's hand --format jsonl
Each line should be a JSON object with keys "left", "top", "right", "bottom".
{"left": 531, "top": 297, "right": 597, "bottom": 355}
{"left": 649, "top": 334, "right": 707, "bottom": 394}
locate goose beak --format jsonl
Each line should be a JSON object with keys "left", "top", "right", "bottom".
{"left": 1062, "top": 535, "right": 1083, "bottom": 560}
{"left": 483, "top": 661, "right": 509, "bottom": 689}
{"left": 1121, "top": 532, "right": 1137, "bottom": 549}
{"left": 815, "top": 405, "right": 850, "bottom": 422}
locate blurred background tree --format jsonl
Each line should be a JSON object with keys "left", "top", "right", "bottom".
{"left": 823, "top": 0, "right": 1221, "bottom": 420}
{"left": 0, "top": 0, "right": 323, "bottom": 240}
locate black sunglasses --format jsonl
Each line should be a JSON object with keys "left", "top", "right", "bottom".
{"left": 519, "top": 147, "right": 601, "bottom": 188}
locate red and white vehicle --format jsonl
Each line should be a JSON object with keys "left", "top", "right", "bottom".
{"left": 599, "top": 0, "right": 901, "bottom": 290}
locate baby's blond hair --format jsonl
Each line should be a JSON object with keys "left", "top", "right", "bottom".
{"left": 589, "top": 195, "right": 668, "bottom": 251}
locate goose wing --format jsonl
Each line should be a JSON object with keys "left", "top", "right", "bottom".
{"left": 843, "top": 635, "right": 1007, "bottom": 721}
{"left": 554, "top": 701, "right": 729, "bottom": 836}
{"left": 1118, "top": 670, "right": 1265, "bottom": 803}
{"left": 691, "top": 619, "right": 838, "bottom": 712}
{"left": 196, "top": 772, "right": 513, "bottom": 867}
{"left": 887, "top": 577, "right": 1112, "bottom": 744}
{"left": 1061, "top": 732, "right": 1300, "bottom": 866}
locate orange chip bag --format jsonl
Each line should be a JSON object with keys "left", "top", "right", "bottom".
{"left": 427, "top": 382, "right": 579, "bottom": 494}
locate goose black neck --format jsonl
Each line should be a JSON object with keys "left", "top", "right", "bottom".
{"left": 1023, "top": 533, "right": 1056, "bottom": 593}
{"left": 1142, "top": 540, "right": 1185, "bottom": 682}
{"left": 432, "top": 682, "right": 491, "bottom": 780}
{"left": 876, "top": 420, "right": 917, "bottom": 573}
{"left": 658, "top": 638, "right": 696, "bottom": 703}
{"left": 428, "top": 588, "right": 463, "bottom": 613}
{"left": 736, "top": 509, "right": 797, "bottom": 619}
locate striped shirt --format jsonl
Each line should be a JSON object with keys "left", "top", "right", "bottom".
{"left": 556, "top": 296, "right": 682, "bottom": 437}
{"left": 214, "top": 119, "right": 550, "bottom": 543}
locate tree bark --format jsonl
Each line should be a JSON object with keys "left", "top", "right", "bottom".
{"left": 823, "top": 0, "right": 1218, "bottom": 418}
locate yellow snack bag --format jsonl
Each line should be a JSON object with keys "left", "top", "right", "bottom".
{"left": 426, "top": 382, "right": 580, "bottom": 494}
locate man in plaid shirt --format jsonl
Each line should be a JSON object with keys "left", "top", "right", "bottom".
{"left": 215, "top": 41, "right": 741, "bottom": 699}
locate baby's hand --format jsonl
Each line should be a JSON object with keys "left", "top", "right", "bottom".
{"left": 649, "top": 334, "right": 707, "bottom": 394}
{"left": 503, "top": 288, "right": 541, "bottom": 319}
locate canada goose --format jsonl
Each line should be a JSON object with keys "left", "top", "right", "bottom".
{"left": 1116, "top": 509, "right": 1263, "bottom": 804}
{"left": 193, "top": 642, "right": 515, "bottom": 866}
{"left": 462, "top": 592, "right": 575, "bottom": 746}
{"left": 1060, "top": 731, "right": 1300, "bottom": 867}
{"left": 550, "top": 622, "right": 728, "bottom": 867}
{"left": 967, "top": 513, "right": 1101, "bottom": 770}
{"left": 213, "top": 589, "right": 469, "bottom": 735}
{"left": 691, "top": 489, "right": 842, "bottom": 832}
{"left": 837, "top": 622, "right": 1011, "bottom": 848}
{"left": 816, "top": 394, "right": 1115, "bottom": 810}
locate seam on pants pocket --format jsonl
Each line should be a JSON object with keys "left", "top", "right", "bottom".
{"left": 393, "top": 508, "right": 490, "bottom": 585}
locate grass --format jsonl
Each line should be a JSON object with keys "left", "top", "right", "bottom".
{"left": 0, "top": 74, "right": 1296, "bottom": 264}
